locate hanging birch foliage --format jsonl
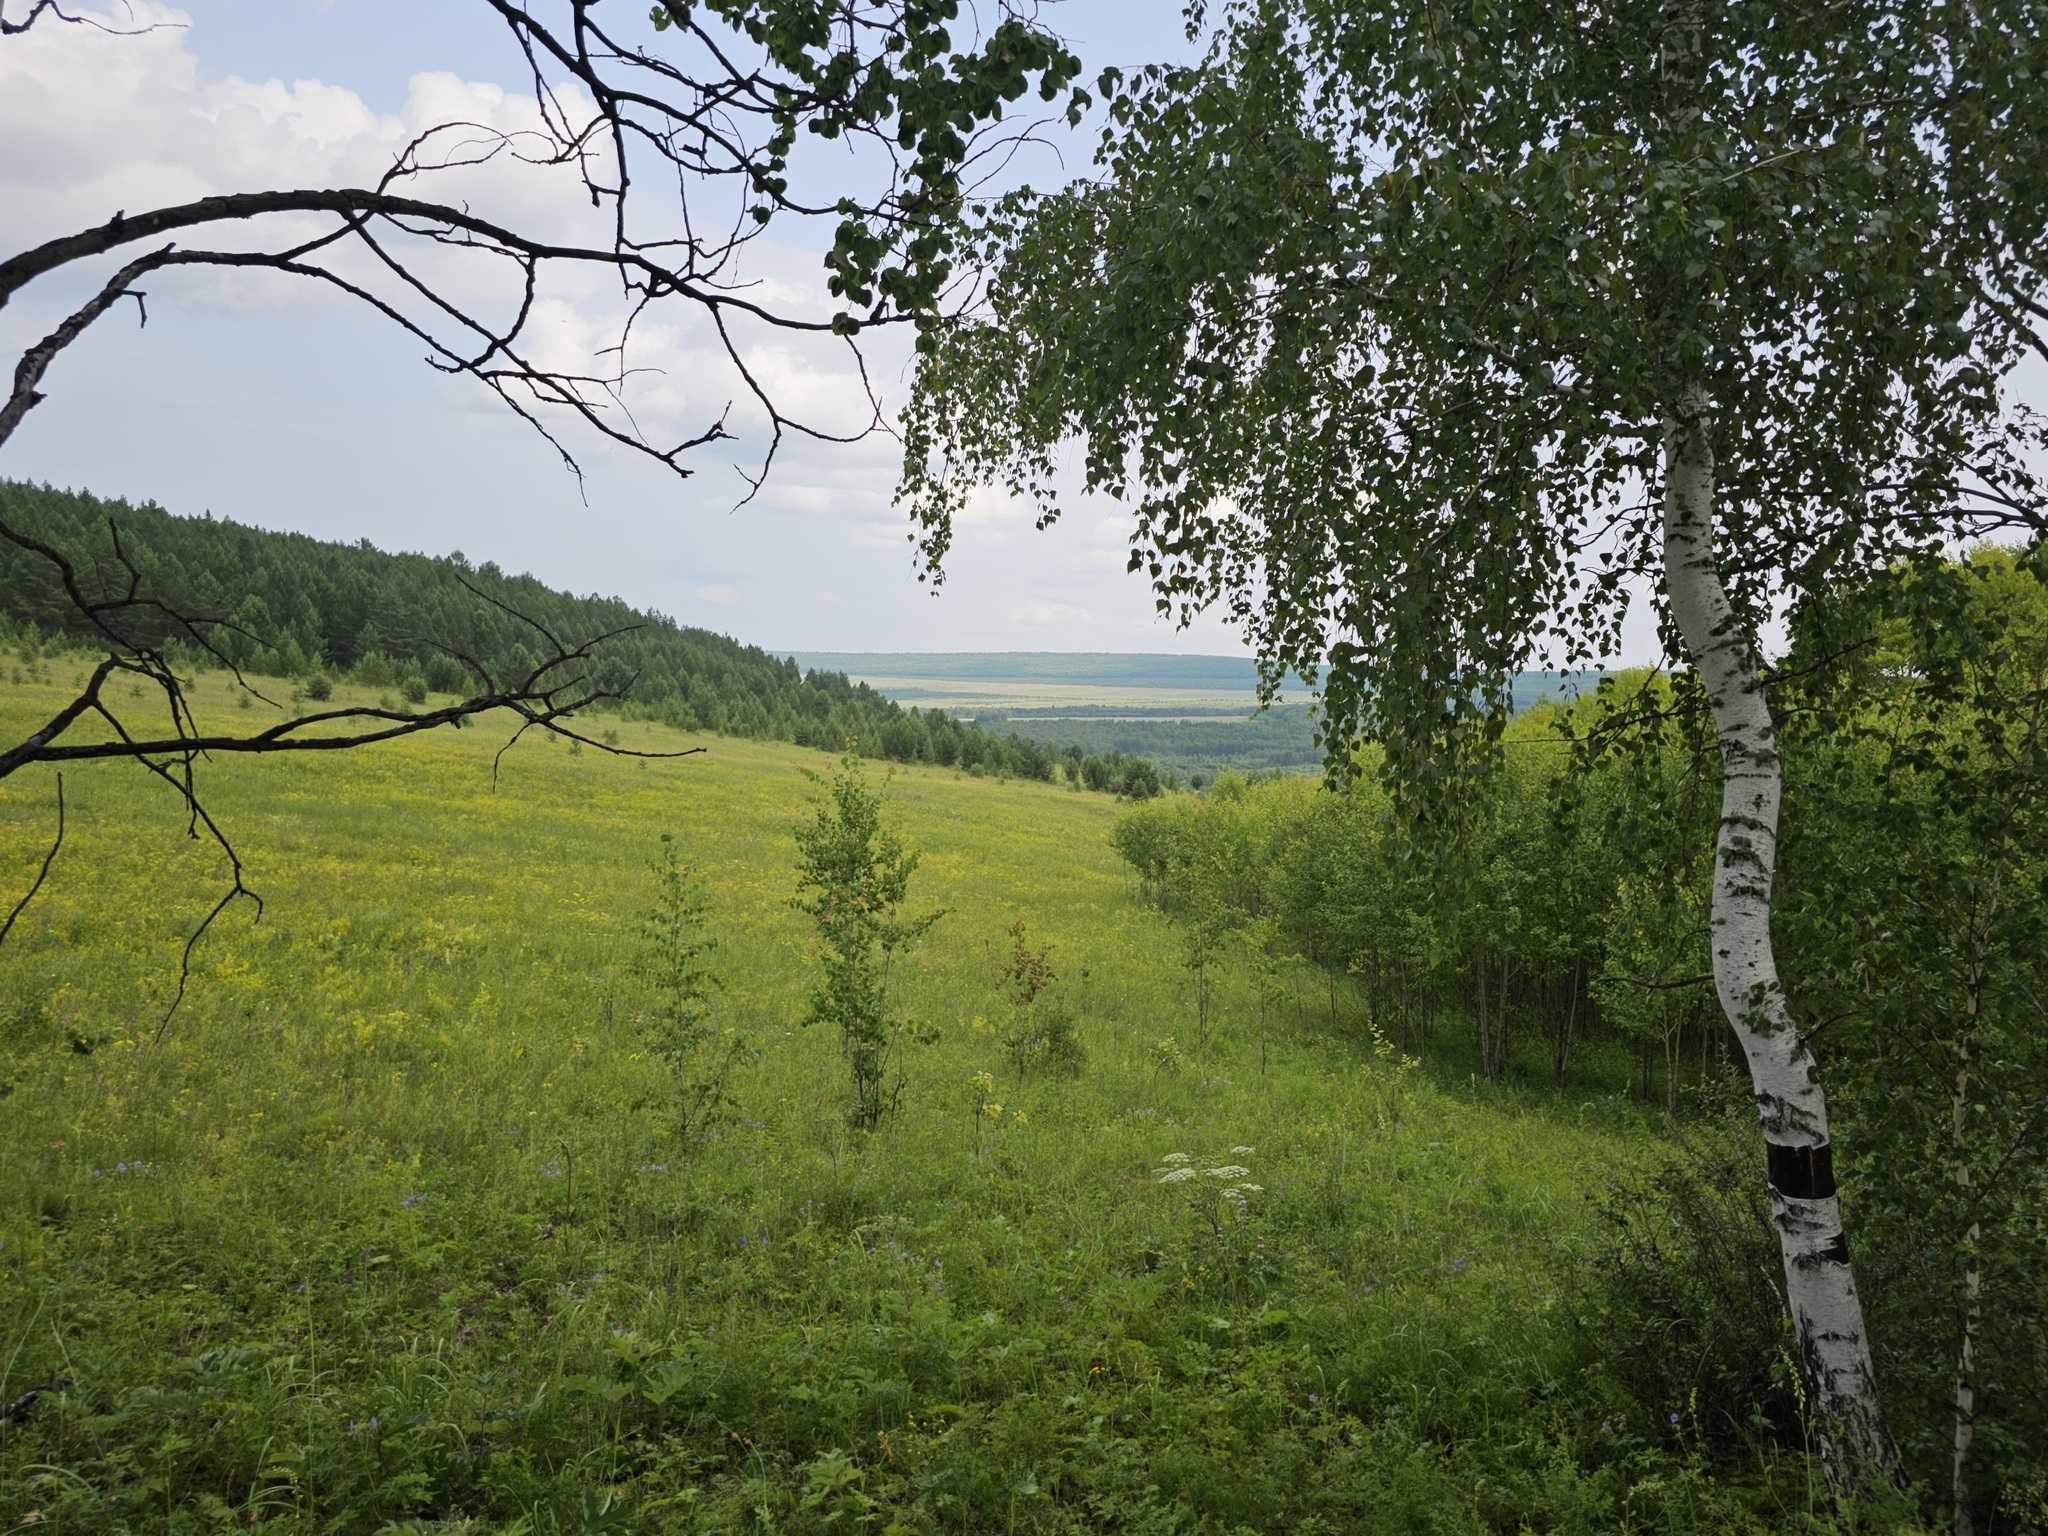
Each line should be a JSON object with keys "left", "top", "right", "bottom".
{"left": 897, "top": 0, "right": 2048, "bottom": 1497}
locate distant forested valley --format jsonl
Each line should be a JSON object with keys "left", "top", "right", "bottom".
{"left": 974, "top": 705, "right": 1322, "bottom": 780}
{"left": 973, "top": 689, "right": 1609, "bottom": 781}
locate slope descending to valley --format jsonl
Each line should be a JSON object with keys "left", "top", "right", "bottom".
{"left": 0, "top": 673, "right": 1806, "bottom": 1533}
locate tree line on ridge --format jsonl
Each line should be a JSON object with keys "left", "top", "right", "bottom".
{"left": 0, "top": 483, "right": 1162, "bottom": 798}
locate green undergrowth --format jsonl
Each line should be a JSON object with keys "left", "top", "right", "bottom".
{"left": 0, "top": 677, "right": 1854, "bottom": 1532}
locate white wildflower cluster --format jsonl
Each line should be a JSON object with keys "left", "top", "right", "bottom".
{"left": 1154, "top": 1147, "right": 1261, "bottom": 1198}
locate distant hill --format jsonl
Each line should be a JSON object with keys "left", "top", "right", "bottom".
{"left": 0, "top": 483, "right": 1163, "bottom": 796}
{"left": 0, "top": 483, "right": 1602, "bottom": 792}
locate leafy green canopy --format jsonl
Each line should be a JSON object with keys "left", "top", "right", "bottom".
{"left": 651, "top": 0, "right": 1087, "bottom": 331}
{"left": 901, "top": 1, "right": 2047, "bottom": 798}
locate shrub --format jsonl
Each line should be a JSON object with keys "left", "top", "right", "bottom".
{"left": 996, "top": 921, "right": 1085, "bottom": 1078}
{"left": 1009, "top": 999, "right": 1085, "bottom": 1078}
{"left": 423, "top": 654, "right": 468, "bottom": 694}
{"left": 303, "top": 673, "right": 333, "bottom": 701}
{"left": 1572, "top": 1106, "right": 1800, "bottom": 1452}
{"left": 353, "top": 650, "right": 396, "bottom": 688}
{"left": 1120, "top": 759, "right": 1162, "bottom": 799}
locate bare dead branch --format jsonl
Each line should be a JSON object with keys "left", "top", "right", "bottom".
{"left": 0, "top": 190, "right": 837, "bottom": 331}
{"left": 0, "top": 0, "right": 164, "bottom": 38}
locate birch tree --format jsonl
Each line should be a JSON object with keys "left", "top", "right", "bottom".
{"left": 1776, "top": 550, "right": 2048, "bottom": 1531}
{"left": 897, "top": 0, "right": 2048, "bottom": 1493}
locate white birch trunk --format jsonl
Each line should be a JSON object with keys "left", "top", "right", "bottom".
{"left": 1952, "top": 1085, "right": 1980, "bottom": 1536}
{"left": 1951, "top": 946, "right": 1991, "bottom": 1535}
{"left": 1660, "top": 395, "right": 1899, "bottom": 1486}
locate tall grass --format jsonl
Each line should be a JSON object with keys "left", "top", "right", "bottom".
{"left": 0, "top": 673, "right": 1823, "bottom": 1532}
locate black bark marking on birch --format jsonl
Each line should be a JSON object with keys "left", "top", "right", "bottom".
{"left": 1812, "top": 1233, "right": 1853, "bottom": 1266}
{"left": 1756, "top": 1095, "right": 1829, "bottom": 1144}
{"left": 1768, "top": 1140, "right": 1838, "bottom": 1201}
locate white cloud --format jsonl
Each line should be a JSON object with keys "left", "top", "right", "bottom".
{"left": 1, "top": 6, "right": 896, "bottom": 463}
{"left": 955, "top": 482, "right": 1038, "bottom": 533}
{"left": 1009, "top": 600, "right": 1092, "bottom": 630}
{"left": 0, "top": 8, "right": 611, "bottom": 278}
{"left": 0, "top": 2, "right": 1259, "bottom": 659}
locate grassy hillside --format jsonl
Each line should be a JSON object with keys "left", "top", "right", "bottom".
{"left": 0, "top": 483, "right": 1156, "bottom": 795}
{"left": 0, "top": 674, "right": 1815, "bottom": 1532}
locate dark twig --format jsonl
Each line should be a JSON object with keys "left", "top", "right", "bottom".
{"left": 1600, "top": 971, "right": 1714, "bottom": 992}
{"left": 0, "top": 772, "right": 62, "bottom": 948}
{"left": 0, "top": 1, "right": 160, "bottom": 37}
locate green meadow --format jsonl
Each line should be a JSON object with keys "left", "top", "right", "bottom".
{"left": 0, "top": 674, "right": 1811, "bottom": 1533}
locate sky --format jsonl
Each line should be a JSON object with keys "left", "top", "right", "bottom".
{"left": 11, "top": 5, "right": 2035, "bottom": 672}
{"left": 0, "top": 0, "right": 1239, "bottom": 655}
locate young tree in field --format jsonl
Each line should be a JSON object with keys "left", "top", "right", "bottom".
{"left": 793, "top": 752, "right": 940, "bottom": 1128}
{"left": 995, "top": 919, "right": 1083, "bottom": 1078}
{"left": 1165, "top": 841, "right": 1231, "bottom": 1048}
{"left": 636, "top": 832, "right": 754, "bottom": 1143}
{"left": 1241, "top": 915, "right": 1283, "bottom": 1074}
{"left": 898, "top": 0, "right": 2048, "bottom": 1490}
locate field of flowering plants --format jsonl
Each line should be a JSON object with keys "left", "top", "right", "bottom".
{"left": 0, "top": 671, "right": 1835, "bottom": 1533}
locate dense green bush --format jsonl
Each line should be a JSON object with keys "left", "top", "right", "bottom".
{"left": 1574, "top": 1108, "right": 1800, "bottom": 1454}
{"left": 1775, "top": 549, "right": 2048, "bottom": 1510}
{"left": 1105, "top": 547, "right": 2048, "bottom": 1514}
